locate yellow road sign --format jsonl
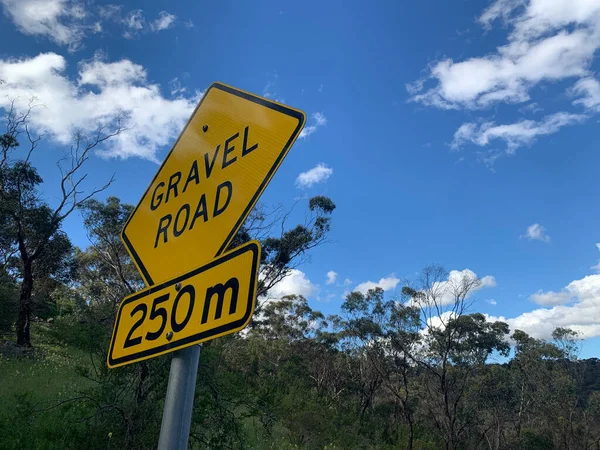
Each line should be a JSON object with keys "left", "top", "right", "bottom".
{"left": 121, "top": 82, "right": 305, "bottom": 285}
{"left": 107, "top": 241, "right": 260, "bottom": 368}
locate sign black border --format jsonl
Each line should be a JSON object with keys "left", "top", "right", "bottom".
{"left": 120, "top": 82, "right": 305, "bottom": 286}
{"left": 107, "top": 241, "right": 260, "bottom": 368}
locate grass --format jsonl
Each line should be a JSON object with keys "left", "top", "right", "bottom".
{"left": 0, "top": 323, "right": 95, "bottom": 450}
{"left": 1, "top": 323, "right": 386, "bottom": 450}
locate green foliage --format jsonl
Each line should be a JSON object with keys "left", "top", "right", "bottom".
{"left": 3, "top": 314, "right": 600, "bottom": 450}
{"left": 516, "top": 429, "right": 554, "bottom": 450}
{"left": 254, "top": 295, "right": 326, "bottom": 341}
{"left": 76, "top": 196, "right": 143, "bottom": 296}
{"left": 0, "top": 128, "right": 76, "bottom": 346}
{"left": 0, "top": 191, "right": 341, "bottom": 449}
{"left": 0, "top": 106, "right": 120, "bottom": 347}
{"left": 435, "top": 313, "right": 511, "bottom": 366}
{"left": 552, "top": 326, "right": 582, "bottom": 360}
{"left": 0, "top": 269, "right": 17, "bottom": 334}
{"left": 0, "top": 325, "right": 94, "bottom": 449}
{"left": 262, "top": 197, "right": 336, "bottom": 270}
{"left": 0, "top": 158, "right": 69, "bottom": 278}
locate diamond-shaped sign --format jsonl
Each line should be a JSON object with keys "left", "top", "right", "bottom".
{"left": 121, "top": 82, "right": 305, "bottom": 285}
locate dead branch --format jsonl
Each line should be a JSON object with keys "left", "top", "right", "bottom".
{"left": 52, "top": 120, "right": 126, "bottom": 224}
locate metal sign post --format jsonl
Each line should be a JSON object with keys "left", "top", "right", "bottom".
{"left": 157, "top": 346, "right": 201, "bottom": 450}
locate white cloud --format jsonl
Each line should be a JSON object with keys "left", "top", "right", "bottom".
{"left": 98, "top": 4, "right": 121, "bottom": 20}
{"left": 425, "top": 310, "right": 459, "bottom": 330}
{"left": 150, "top": 11, "right": 175, "bottom": 32}
{"left": 0, "top": 52, "right": 197, "bottom": 161}
{"left": 481, "top": 0, "right": 600, "bottom": 41}
{"left": 78, "top": 57, "right": 145, "bottom": 86}
{"left": 299, "top": 112, "right": 327, "bottom": 139}
{"left": 408, "top": 0, "right": 600, "bottom": 162}
{"left": 0, "top": 1, "right": 180, "bottom": 47}
{"left": 122, "top": 10, "right": 177, "bottom": 37}
{"left": 489, "top": 274, "right": 600, "bottom": 339}
{"left": 122, "top": 9, "right": 144, "bottom": 38}
{"left": 572, "top": 77, "right": 600, "bottom": 112}
{"left": 295, "top": 163, "right": 333, "bottom": 188}
{"left": 262, "top": 74, "right": 285, "bottom": 103}
{"left": 478, "top": 0, "right": 523, "bottom": 29}
{"left": 314, "top": 112, "right": 326, "bottom": 125}
{"left": 263, "top": 269, "right": 319, "bottom": 300}
{"left": 326, "top": 270, "right": 337, "bottom": 285}
{"left": 169, "top": 77, "right": 187, "bottom": 96}
{"left": 530, "top": 290, "right": 573, "bottom": 306}
{"left": 409, "top": 0, "right": 600, "bottom": 110}
{"left": 263, "top": 80, "right": 275, "bottom": 97}
{"left": 591, "top": 243, "right": 600, "bottom": 272}
{"left": 522, "top": 223, "right": 551, "bottom": 242}
{"left": 451, "top": 112, "right": 587, "bottom": 153}
{"left": 344, "top": 278, "right": 352, "bottom": 286}
{"left": 404, "top": 269, "right": 497, "bottom": 309}
{"left": 0, "top": 0, "right": 92, "bottom": 51}
{"left": 487, "top": 299, "right": 498, "bottom": 305}
{"left": 322, "top": 293, "right": 337, "bottom": 302}
{"left": 354, "top": 275, "right": 400, "bottom": 295}
{"left": 481, "top": 275, "right": 497, "bottom": 287}
{"left": 519, "top": 102, "right": 543, "bottom": 114}
{"left": 124, "top": 9, "right": 144, "bottom": 30}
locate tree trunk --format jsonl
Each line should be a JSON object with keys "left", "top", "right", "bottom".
{"left": 400, "top": 359, "right": 415, "bottom": 450}
{"left": 136, "top": 361, "right": 150, "bottom": 404}
{"left": 16, "top": 260, "right": 33, "bottom": 347}
{"left": 440, "top": 361, "right": 457, "bottom": 450}
{"left": 516, "top": 380, "right": 525, "bottom": 438}
{"left": 407, "top": 417, "right": 414, "bottom": 450}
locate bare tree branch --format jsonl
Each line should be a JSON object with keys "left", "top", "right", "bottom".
{"left": 52, "top": 121, "right": 124, "bottom": 223}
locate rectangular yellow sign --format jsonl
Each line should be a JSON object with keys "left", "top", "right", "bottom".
{"left": 121, "top": 82, "right": 305, "bottom": 286}
{"left": 107, "top": 241, "right": 260, "bottom": 368}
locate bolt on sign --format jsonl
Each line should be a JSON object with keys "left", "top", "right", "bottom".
{"left": 121, "top": 82, "right": 305, "bottom": 286}
{"left": 108, "top": 241, "right": 260, "bottom": 368}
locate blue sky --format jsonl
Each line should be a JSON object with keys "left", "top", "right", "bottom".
{"left": 2, "top": 0, "right": 600, "bottom": 356}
